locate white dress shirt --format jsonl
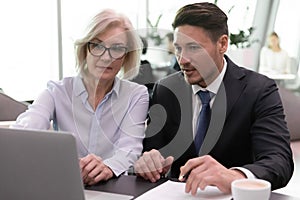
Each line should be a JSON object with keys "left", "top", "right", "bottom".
{"left": 11, "top": 75, "right": 149, "bottom": 176}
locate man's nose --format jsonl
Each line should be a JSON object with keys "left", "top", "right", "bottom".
{"left": 177, "top": 51, "right": 190, "bottom": 65}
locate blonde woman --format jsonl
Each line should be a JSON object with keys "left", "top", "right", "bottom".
{"left": 11, "top": 9, "right": 149, "bottom": 185}
{"left": 259, "top": 32, "right": 290, "bottom": 74}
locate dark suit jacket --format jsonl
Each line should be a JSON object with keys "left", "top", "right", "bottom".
{"left": 143, "top": 55, "right": 294, "bottom": 190}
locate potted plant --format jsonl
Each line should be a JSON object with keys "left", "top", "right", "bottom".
{"left": 213, "top": 0, "right": 258, "bottom": 69}
{"left": 147, "top": 14, "right": 163, "bottom": 46}
{"left": 213, "top": 0, "right": 258, "bottom": 49}
{"left": 229, "top": 27, "right": 258, "bottom": 49}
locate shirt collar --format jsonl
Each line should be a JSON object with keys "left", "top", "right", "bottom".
{"left": 192, "top": 57, "right": 227, "bottom": 95}
{"left": 73, "top": 75, "right": 121, "bottom": 98}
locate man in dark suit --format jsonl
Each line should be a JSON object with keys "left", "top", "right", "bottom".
{"left": 134, "top": 2, "right": 293, "bottom": 195}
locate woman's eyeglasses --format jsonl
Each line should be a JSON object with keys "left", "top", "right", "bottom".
{"left": 87, "top": 42, "right": 128, "bottom": 59}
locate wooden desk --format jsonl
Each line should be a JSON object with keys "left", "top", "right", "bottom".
{"left": 86, "top": 175, "right": 300, "bottom": 199}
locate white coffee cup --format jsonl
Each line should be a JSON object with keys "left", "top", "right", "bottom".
{"left": 231, "top": 179, "right": 271, "bottom": 200}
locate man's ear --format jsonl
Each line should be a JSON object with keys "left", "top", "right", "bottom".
{"left": 218, "top": 35, "right": 228, "bottom": 54}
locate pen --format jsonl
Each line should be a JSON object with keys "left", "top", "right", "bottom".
{"left": 178, "top": 170, "right": 191, "bottom": 181}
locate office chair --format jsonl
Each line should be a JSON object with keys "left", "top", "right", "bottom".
{"left": 0, "top": 92, "right": 28, "bottom": 121}
{"left": 278, "top": 86, "right": 300, "bottom": 141}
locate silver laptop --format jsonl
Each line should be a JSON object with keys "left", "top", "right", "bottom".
{"left": 0, "top": 127, "right": 133, "bottom": 200}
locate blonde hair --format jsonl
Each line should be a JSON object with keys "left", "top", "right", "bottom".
{"left": 74, "top": 9, "right": 142, "bottom": 80}
{"left": 267, "top": 31, "right": 280, "bottom": 49}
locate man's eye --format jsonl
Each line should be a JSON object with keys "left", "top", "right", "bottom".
{"left": 175, "top": 46, "right": 182, "bottom": 53}
{"left": 188, "top": 45, "right": 201, "bottom": 51}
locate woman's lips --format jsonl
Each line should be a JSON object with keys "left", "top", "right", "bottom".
{"left": 96, "top": 66, "right": 112, "bottom": 70}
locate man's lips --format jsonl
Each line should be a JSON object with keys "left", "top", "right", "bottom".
{"left": 182, "top": 67, "right": 198, "bottom": 72}
{"left": 182, "top": 68, "right": 194, "bottom": 72}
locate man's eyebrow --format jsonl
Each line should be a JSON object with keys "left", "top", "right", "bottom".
{"left": 174, "top": 42, "right": 199, "bottom": 45}
{"left": 186, "top": 42, "right": 200, "bottom": 46}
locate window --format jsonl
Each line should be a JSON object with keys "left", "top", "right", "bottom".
{"left": 0, "top": 0, "right": 58, "bottom": 101}
{"left": 0, "top": 0, "right": 258, "bottom": 101}
{"left": 274, "top": 0, "right": 300, "bottom": 60}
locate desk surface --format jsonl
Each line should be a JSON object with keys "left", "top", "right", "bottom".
{"left": 0, "top": 121, "right": 15, "bottom": 128}
{"left": 86, "top": 175, "right": 166, "bottom": 198}
{"left": 260, "top": 73, "right": 296, "bottom": 80}
{"left": 86, "top": 175, "right": 300, "bottom": 200}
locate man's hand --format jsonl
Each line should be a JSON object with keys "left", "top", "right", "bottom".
{"left": 79, "top": 154, "right": 113, "bottom": 185}
{"left": 179, "top": 155, "right": 246, "bottom": 195}
{"left": 134, "top": 149, "right": 174, "bottom": 182}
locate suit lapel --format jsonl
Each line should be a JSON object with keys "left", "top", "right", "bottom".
{"left": 222, "top": 57, "right": 247, "bottom": 118}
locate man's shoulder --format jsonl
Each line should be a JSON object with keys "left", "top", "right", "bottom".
{"left": 226, "top": 57, "right": 271, "bottom": 82}
{"left": 224, "top": 57, "right": 276, "bottom": 95}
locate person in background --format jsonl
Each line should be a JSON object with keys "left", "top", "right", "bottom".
{"left": 134, "top": 2, "right": 293, "bottom": 196}
{"left": 131, "top": 36, "right": 155, "bottom": 86}
{"left": 259, "top": 31, "right": 290, "bottom": 74}
{"left": 11, "top": 9, "right": 149, "bottom": 185}
{"left": 166, "top": 32, "right": 181, "bottom": 72}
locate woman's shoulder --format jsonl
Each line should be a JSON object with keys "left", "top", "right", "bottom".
{"left": 46, "top": 76, "right": 76, "bottom": 93}
{"left": 118, "top": 79, "right": 148, "bottom": 94}
{"left": 279, "top": 49, "right": 289, "bottom": 56}
{"left": 47, "top": 76, "right": 73, "bottom": 84}
{"left": 260, "top": 46, "right": 270, "bottom": 53}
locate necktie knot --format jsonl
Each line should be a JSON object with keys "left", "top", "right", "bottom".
{"left": 197, "top": 90, "right": 211, "bottom": 105}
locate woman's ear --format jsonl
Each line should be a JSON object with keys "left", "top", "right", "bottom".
{"left": 218, "top": 35, "right": 228, "bottom": 54}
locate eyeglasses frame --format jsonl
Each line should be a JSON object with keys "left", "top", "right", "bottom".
{"left": 87, "top": 42, "right": 128, "bottom": 60}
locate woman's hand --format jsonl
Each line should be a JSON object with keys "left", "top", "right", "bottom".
{"left": 79, "top": 154, "right": 114, "bottom": 185}
{"left": 134, "top": 149, "right": 174, "bottom": 182}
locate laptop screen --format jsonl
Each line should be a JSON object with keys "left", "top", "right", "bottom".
{"left": 0, "top": 127, "right": 85, "bottom": 200}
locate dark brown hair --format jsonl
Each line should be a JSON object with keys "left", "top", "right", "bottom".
{"left": 172, "top": 2, "right": 228, "bottom": 42}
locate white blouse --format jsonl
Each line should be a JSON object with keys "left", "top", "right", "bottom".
{"left": 259, "top": 46, "right": 290, "bottom": 74}
{"left": 11, "top": 76, "right": 149, "bottom": 176}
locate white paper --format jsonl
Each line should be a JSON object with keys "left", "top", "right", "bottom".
{"left": 84, "top": 189, "right": 133, "bottom": 200}
{"left": 135, "top": 180, "right": 232, "bottom": 200}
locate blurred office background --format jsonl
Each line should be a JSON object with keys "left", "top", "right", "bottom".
{"left": 0, "top": 0, "right": 299, "bottom": 101}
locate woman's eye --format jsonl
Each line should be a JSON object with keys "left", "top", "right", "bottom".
{"left": 95, "top": 44, "right": 105, "bottom": 50}
{"left": 111, "top": 46, "right": 123, "bottom": 52}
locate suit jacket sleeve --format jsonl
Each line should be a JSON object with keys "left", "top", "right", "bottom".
{"left": 216, "top": 62, "right": 294, "bottom": 190}
{"left": 239, "top": 77, "right": 293, "bottom": 190}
